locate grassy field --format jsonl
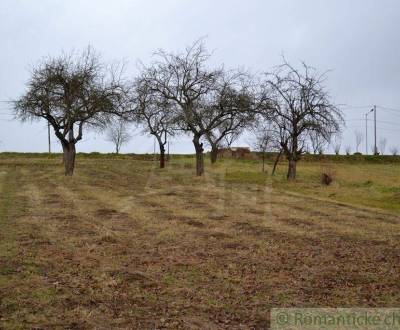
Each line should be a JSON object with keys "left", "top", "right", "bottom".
{"left": 0, "top": 154, "right": 399, "bottom": 329}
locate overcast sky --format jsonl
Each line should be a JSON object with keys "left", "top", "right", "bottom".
{"left": 0, "top": 0, "right": 399, "bottom": 154}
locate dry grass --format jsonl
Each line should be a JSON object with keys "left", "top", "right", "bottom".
{"left": 0, "top": 155, "right": 399, "bottom": 329}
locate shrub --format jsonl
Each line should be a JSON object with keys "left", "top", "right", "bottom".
{"left": 320, "top": 165, "right": 336, "bottom": 186}
{"left": 321, "top": 172, "right": 333, "bottom": 185}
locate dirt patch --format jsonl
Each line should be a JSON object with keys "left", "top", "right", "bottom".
{"left": 174, "top": 216, "right": 205, "bottom": 228}
{"left": 163, "top": 190, "right": 179, "bottom": 196}
{"left": 94, "top": 208, "right": 130, "bottom": 221}
{"left": 222, "top": 242, "right": 246, "bottom": 250}
{"left": 208, "top": 214, "right": 229, "bottom": 220}
{"left": 233, "top": 221, "right": 273, "bottom": 236}
{"left": 95, "top": 208, "right": 119, "bottom": 216}
{"left": 277, "top": 217, "right": 321, "bottom": 228}
{"left": 210, "top": 231, "right": 231, "bottom": 239}
{"left": 184, "top": 219, "right": 205, "bottom": 228}
{"left": 195, "top": 230, "right": 232, "bottom": 240}
{"left": 108, "top": 270, "right": 158, "bottom": 288}
{"left": 49, "top": 214, "right": 78, "bottom": 222}
{"left": 97, "top": 235, "right": 118, "bottom": 244}
{"left": 377, "top": 216, "right": 400, "bottom": 225}
{"left": 247, "top": 208, "right": 267, "bottom": 215}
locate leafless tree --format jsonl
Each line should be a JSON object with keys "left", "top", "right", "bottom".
{"left": 251, "top": 121, "right": 274, "bottom": 173}
{"left": 260, "top": 60, "right": 343, "bottom": 180}
{"left": 345, "top": 145, "right": 351, "bottom": 155}
{"left": 354, "top": 130, "right": 363, "bottom": 153}
{"left": 106, "top": 118, "right": 131, "bottom": 154}
{"left": 140, "top": 41, "right": 238, "bottom": 176}
{"left": 333, "top": 135, "right": 342, "bottom": 155}
{"left": 379, "top": 137, "right": 387, "bottom": 155}
{"left": 133, "top": 77, "right": 176, "bottom": 168}
{"left": 309, "top": 131, "right": 327, "bottom": 155}
{"left": 221, "top": 128, "right": 242, "bottom": 148}
{"left": 333, "top": 144, "right": 341, "bottom": 155}
{"left": 390, "top": 146, "right": 399, "bottom": 156}
{"left": 250, "top": 118, "right": 284, "bottom": 175}
{"left": 14, "top": 48, "right": 126, "bottom": 175}
{"left": 203, "top": 70, "right": 255, "bottom": 164}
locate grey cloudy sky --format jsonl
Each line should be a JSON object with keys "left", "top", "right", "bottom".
{"left": 0, "top": 0, "right": 399, "bottom": 154}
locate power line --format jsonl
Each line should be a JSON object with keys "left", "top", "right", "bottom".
{"left": 342, "top": 104, "right": 400, "bottom": 112}
{"left": 339, "top": 104, "right": 373, "bottom": 109}
{"left": 344, "top": 104, "right": 400, "bottom": 155}
{"left": 375, "top": 119, "right": 400, "bottom": 126}
{"left": 346, "top": 125, "right": 399, "bottom": 133}
{"left": 377, "top": 105, "right": 400, "bottom": 113}
{"left": 346, "top": 118, "right": 400, "bottom": 126}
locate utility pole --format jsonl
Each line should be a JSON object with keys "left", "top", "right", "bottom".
{"left": 365, "top": 108, "right": 373, "bottom": 155}
{"left": 365, "top": 113, "right": 368, "bottom": 155}
{"left": 373, "top": 105, "right": 377, "bottom": 155}
{"left": 47, "top": 122, "right": 51, "bottom": 153}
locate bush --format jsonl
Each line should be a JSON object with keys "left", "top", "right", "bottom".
{"left": 321, "top": 172, "right": 333, "bottom": 185}
{"left": 320, "top": 165, "right": 335, "bottom": 186}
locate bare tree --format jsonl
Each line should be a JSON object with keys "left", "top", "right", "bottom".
{"left": 140, "top": 41, "right": 233, "bottom": 175}
{"left": 133, "top": 78, "right": 175, "bottom": 168}
{"left": 354, "top": 130, "right": 363, "bottom": 153}
{"left": 203, "top": 71, "right": 255, "bottom": 164}
{"left": 345, "top": 145, "right": 351, "bottom": 155}
{"left": 309, "top": 131, "right": 327, "bottom": 155}
{"left": 333, "top": 135, "right": 342, "bottom": 155}
{"left": 333, "top": 144, "right": 341, "bottom": 155}
{"left": 221, "top": 128, "right": 242, "bottom": 148}
{"left": 106, "top": 118, "right": 131, "bottom": 154}
{"left": 251, "top": 121, "right": 274, "bottom": 172}
{"left": 379, "top": 137, "right": 387, "bottom": 155}
{"left": 390, "top": 146, "right": 399, "bottom": 156}
{"left": 261, "top": 60, "right": 343, "bottom": 180}
{"left": 14, "top": 48, "right": 126, "bottom": 175}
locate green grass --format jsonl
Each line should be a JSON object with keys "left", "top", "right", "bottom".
{"left": 199, "top": 156, "right": 400, "bottom": 212}
{"left": 1, "top": 152, "right": 399, "bottom": 212}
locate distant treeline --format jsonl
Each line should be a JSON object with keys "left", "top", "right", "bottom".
{"left": 1, "top": 152, "right": 399, "bottom": 164}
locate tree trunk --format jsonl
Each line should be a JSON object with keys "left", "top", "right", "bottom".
{"left": 159, "top": 144, "right": 166, "bottom": 169}
{"left": 193, "top": 136, "right": 204, "bottom": 176}
{"left": 287, "top": 159, "right": 297, "bottom": 180}
{"left": 210, "top": 145, "right": 218, "bottom": 164}
{"left": 272, "top": 150, "right": 282, "bottom": 176}
{"left": 62, "top": 142, "right": 76, "bottom": 176}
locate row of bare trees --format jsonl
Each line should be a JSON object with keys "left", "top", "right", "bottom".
{"left": 309, "top": 131, "right": 396, "bottom": 156}
{"left": 14, "top": 42, "right": 344, "bottom": 180}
